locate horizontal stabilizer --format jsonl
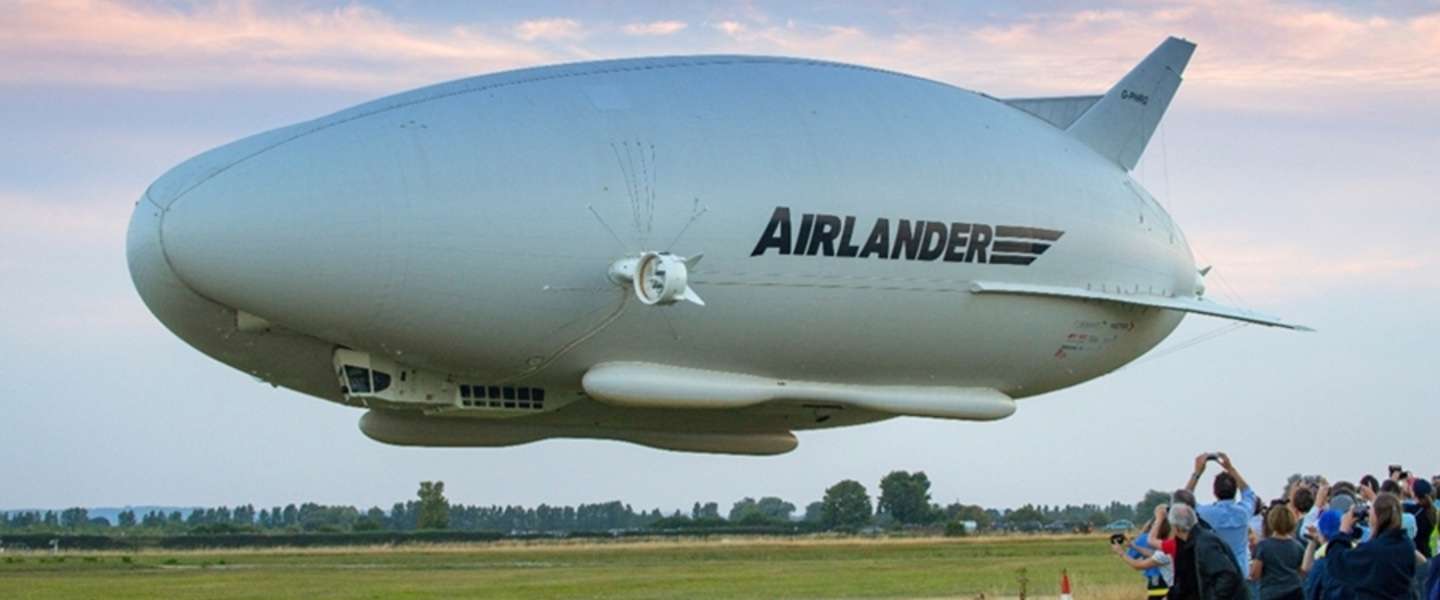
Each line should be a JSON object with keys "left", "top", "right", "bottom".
{"left": 1004, "top": 95, "right": 1103, "bottom": 129}
{"left": 1067, "top": 37, "right": 1195, "bottom": 170}
{"left": 970, "top": 281, "right": 1313, "bottom": 331}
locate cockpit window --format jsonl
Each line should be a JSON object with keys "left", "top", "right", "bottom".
{"left": 372, "top": 371, "right": 392, "bottom": 392}
{"left": 345, "top": 366, "right": 372, "bottom": 394}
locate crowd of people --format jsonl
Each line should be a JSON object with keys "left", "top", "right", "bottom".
{"left": 1110, "top": 453, "right": 1437, "bottom": 599}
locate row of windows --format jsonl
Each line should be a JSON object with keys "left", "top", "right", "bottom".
{"left": 460, "top": 384, "right": 544, "bottom": 402}
{"left": 460, "top": 399, "right": 544, "bottom": 410}
{"left": 459, "top": 384, "right": 545, "bottom": 410}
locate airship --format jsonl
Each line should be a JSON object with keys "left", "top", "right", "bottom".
{"left": 127, "top": 36, "right": 1305, "bottom": 455}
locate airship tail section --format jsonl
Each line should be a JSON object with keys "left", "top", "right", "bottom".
{"left": 1003, "top": 95, "right": 1103, "bottom": 129}
{"left": 1066, "top": 36, "right": 1196, "bottom": 171}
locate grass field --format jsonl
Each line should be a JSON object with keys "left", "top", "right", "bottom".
{"left": 0, "top": 535, "right": 1144, "bottom": 599}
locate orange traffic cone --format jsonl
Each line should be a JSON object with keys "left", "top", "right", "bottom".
{"left": 1059, "top": 570, "right": 1073, "bottom": 600}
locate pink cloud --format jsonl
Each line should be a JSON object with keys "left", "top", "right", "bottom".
{"left": 622, "top": 20, "right": 688, "bottom": 36}
{"left": 4, "top": 1, "right": 1435, "bottom": 102}
{"left": 513, "top": 18, "right": 584, "bottom": 42}
{"left": 713, "top": 20, "right": 747, "bottom": 36}
{"left": 1186, "top": 233, "right": 1437, "bottom": 304}
{"left": 1, "top": 0, "right": 551, "bottom": 90}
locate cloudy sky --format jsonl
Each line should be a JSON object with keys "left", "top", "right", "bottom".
{"left": 2, "top": 0, "right": 1437, "bottom": 514}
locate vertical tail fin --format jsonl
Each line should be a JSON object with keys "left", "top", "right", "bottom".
{"left": 1066, "top": 37, "right": 1195, "bottom": 171}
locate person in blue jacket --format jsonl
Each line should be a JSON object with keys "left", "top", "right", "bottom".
{"left": 1425, "top": 555, "right": 1440, "bottom": 600}
{"left": 1302, "top": 509, "right": 1346, "bottom": 600}
{"left": 1324, "top": 492, "right": 1416, "bottom": 599}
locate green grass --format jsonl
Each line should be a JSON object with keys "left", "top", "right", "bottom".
{"left": 0, "top": 535, "right": 1141, "bottom": 599}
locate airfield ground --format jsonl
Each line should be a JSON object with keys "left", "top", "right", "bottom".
{"left": 0, "top": 534, "right": 1141, "bottom": 599}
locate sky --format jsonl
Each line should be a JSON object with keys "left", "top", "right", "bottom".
{"left": 2, "top": 0, "right": 1438, "bottom": 515}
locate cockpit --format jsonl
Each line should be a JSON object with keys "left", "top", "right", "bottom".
{"left": 339, "top": 364, "right": 392, "bottom": 395}
{"left": 333, "top": 348, "right": 402, "bottom": 402}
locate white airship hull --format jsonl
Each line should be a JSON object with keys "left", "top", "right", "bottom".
{"left": 128, "top": 41, "right": 1300, "bottom": 454}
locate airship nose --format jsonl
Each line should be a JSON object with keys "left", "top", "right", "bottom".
{"left": 127, "top": 143, "right": 358, "bottom": 403}
{"left": 127, "top": 148, "right": 254, "bottom": 344}
{"left": 129, "top": 124, "right": 395, "bottom": 344}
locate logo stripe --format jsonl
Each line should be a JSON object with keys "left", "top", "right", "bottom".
{"left": 991, "top": 241, "right": 1051, "bottom": 255}
{"left": 988, "top": 255, "right": 1037, "bottom": 266}
{"left": 993, "top": 226, "right": 1064, "bottom": 242}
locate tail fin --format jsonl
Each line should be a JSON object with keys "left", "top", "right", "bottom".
{"left": 1066, "top": 37, "right": 1195, "bottom": 171}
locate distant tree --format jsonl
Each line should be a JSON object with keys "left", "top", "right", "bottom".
{"left": 233, "top": 504, "right": 255, "bottom": 526}
{"left": 60, "top": 507, "right": 89, "bottom": 529}
{"left": 820, "top": 480, "right": 872, "bottom": 530}
{"left": 876, "top": 471, "right": 938, "bottom": 524}
{"left": 803, "top": 501, "right": 824, "bottom": 523}
{"left": 389, "top": 501, "right": 417, "bottom": 530}
{"left": 354, "top": 506, "right": 384, "bottom": 532}
{"left": 1105, "top": 500, "right": 1136, "bottom": 524}
{"left": 417, "top": 481, "right": 450, "bottom": 530}
{"left": 693, "top": 502, "right": 720, "bottom": 520}
{"left": 117, "top": 510, "right": 137, "bottom": 528}
{"left": 9, "top": 511, "right": 38, "bottom": 529}
{"left": 167, "top": 511, "right": 183, "bottom": 526}
{"left": 728, "top": 497, "right": 759, "bottom": 521}
{"left": 755, "top": 497, "right": 796, "bottom": 521}
{"left": 43, "top": 510, "right": 59, "bottom": 528}
{"left": 942, "top": 503, "right": 993, "bottom": 530}
{"left": 1006, "top": 504, "right": 1046, "bottom": 530}
{"left": 1085, "top": 511, "right": 1110, "bottom": 531}
{"left": 1134, "top": 490, "right": 1171, "bottom": 526}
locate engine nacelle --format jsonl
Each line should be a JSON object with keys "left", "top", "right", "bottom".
{"left": 608, "top": 252, "right": 705, "bottom": 306}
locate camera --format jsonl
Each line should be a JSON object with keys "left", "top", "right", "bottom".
{"left": 1110, "top": 533, "right": 1127, "bottom": 546}
{"left": 1206, "top": 453, "right": 1220, "bottom": 462}
{"left": 1352, "top": 501, "right": 1370, "bottom": 525}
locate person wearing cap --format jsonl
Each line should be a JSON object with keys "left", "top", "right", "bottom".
{"left": 1323, "top": 492, "right": 1417, "bottom": 599}
{"left": 1186, "top": 452, "right": 1258, "bottom": 571}
{"left": 1302, "top": 509, "right": 1348, "bottom": 600}
{"left": 1325, "top": 486, "right": 1371, "bottom": 543}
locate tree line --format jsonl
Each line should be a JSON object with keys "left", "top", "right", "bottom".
{"left": 0, "top": 473, "right": 1172, "bottom": 536}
